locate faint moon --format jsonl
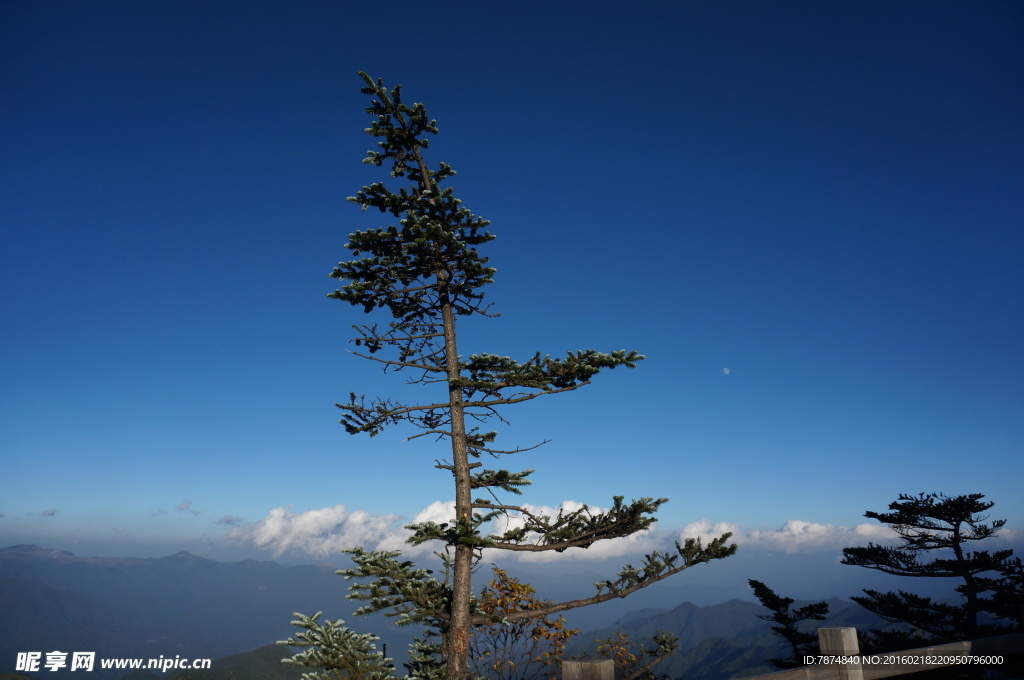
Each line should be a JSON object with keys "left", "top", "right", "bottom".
{"left": 722, "top": 368, "right": 730, "bottom": 375}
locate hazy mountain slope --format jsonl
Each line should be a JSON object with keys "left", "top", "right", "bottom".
{"left": 571, "top": 599, "right": 767, "bottom": 655}
{"left": 672, "top": 636, "right": 775, "bottom": 680}
{"left": 0, "top": 578, "right": 150, "bottom": 680}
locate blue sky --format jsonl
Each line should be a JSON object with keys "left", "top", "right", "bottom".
{"left": 2, "top": 1, "right": 1022, "bottom": 593}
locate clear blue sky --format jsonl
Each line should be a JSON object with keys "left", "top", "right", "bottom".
{"left": 2, "top": 1, "right": 1022, "bottom": 581}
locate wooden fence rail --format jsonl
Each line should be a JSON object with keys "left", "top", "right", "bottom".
{"left": 563, "top": 659, "right": 614, "bottom": 680}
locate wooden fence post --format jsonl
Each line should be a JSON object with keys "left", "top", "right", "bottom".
{"left": 818, "top": 627, "right": 863, "bottom": 680}
{"left": 563, "top": 659, "right": 615, "bottom": 680}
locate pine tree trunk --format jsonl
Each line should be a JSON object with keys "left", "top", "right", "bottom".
{"left": 440, "top": 284, "right": 472, "bottom": 680}
{"left": 400, "top": 130, "right": 475, "bottom": 677}
{"left": 951, "top": 524, "right": 979, "bottom": 637}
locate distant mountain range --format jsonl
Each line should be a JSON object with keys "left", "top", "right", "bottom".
{"left": 0, "top": 544, "right": 885, "bottom": 680}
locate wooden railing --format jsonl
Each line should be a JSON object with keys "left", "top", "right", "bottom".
{"left": 563, "top": 659, "right": 614, "bottom": 680}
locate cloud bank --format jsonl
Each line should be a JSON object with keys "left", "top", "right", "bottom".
{"left": 679, "top": 518, "right": 897, "bottom": 553}
{"left": 228, "top": 501, "right": 904, "bottom": 560}
{"left": 227, "top": 505, "right": 406, "bottom": 559}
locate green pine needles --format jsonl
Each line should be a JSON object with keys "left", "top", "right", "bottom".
{"left": 279, "top": 72, "right": 737, "bottom": 680}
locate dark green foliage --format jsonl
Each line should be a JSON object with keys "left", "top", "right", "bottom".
{"left": 625, "top": 631, "right": 681, "bottom": 680}
{"left": 409, "top": 496, "right": 670, "bottom": 553}
{"left": 976, "top": 556, "right": 1024, "bottom": 628}
{"left": 329, "top": 76, "right": 494, "bottom": 322}
{"left": 279, "top": 612, "right": 396, "bottom": 680}
{"left": 852, "top": 589, "right": 976, "bottom": 644}
{"left": 287, "top": 550, "right": 450, "bottom": 680}
{"left": 590, "top": 536, "right": 739, "bottom": 598}
{"left": 340, "top": 549, "right": 450, "bottom": 627}
{"left": 842, "top": 493, "right": 1009, "bottom": 579}
{"left": 748, "top": 580, "right": 829, "bottom": 669}
{"left": 842, "top": 492, "right": 1017, "bottom": 645}
{"left": 400, "top": 632, "right": 446, "bottom": 680}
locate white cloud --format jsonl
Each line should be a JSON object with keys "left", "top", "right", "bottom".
{"left": 216, "top": 515, "right": 245, "bottom": 526}
{"left": 374, "top": 500, "right": 458, "bottom": 552}
{"left": 412, "top": 500, "right": 458, "bottom": 526}
{"left": 852, "top": 522, "right": 901, "bottom": 541}
{"left": 228, "top": 505, "right": 409, "bottom": 559}
{"left": 679, "top": 518, "right": 743, "bottom": 543}
{"left": 678, "top": 518, "right": 898, "bottom": 554}
{"left": 997, "top": 527, "right": 1022, "bottom": 543}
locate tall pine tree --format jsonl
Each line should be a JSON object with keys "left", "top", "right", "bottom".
{"left": 282, "top": 73, "right": 737, "bottom": 680}
{"left": 842, "top": 492, "right": 1016, "bottom": 644}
